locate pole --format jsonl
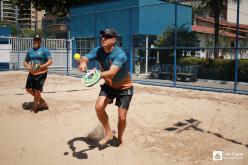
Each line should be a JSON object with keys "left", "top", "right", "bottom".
{"left": 145, "top": 35, "right": 148, "bottom": 75}
{"left": 43, "top": 18, "right": 46, "bottom": 47}
{"left": 15, "top": 5, "right": 20, "bottom": 69}
{"left": 173, "top": 1, "right": 178, "bottom": 86}
{"left": 66, "top": 16, "right": 70, "bottom": 76}
{"left": 234, "top": 0, "right": 240, "bottom": 93}
{"left": 129, "top": 8, "right": 133, "bottom": 78}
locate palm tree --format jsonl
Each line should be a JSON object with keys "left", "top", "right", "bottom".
{"left": 199, "top": 0, "right": 241, "bottom": 58}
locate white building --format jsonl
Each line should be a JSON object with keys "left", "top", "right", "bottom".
{"left": 180, "top": 0, "right": 248, "bottom": 59}
{"left": 227, "top": 0, "right": 248, "bottom": 24}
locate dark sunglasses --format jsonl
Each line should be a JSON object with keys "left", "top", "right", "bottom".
{"left": 100, "top": 35, "right": 113, "bottom": 39}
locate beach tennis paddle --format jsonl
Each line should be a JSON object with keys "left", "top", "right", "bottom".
{"left": 30, "top": 60, "right": 41, "bottom": 70}
{"left": 82, "top": 70, "right": 101, "bottom": 87}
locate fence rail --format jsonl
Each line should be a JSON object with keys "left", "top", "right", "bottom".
{"left": 0, "top": 37, "right": 72, "bottom": 70}
{"left": 0, "top": 0, "right": 248, "bottom": 94}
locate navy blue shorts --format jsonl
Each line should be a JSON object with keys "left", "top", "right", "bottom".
{"left": 25, "top": 72, "right": 47, "bottom": 92}
{"left": 99, "top": 84, "right": 133, "bottom": 110}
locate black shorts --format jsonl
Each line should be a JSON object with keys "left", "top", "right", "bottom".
{"left": 99, "top": 84, "right": 133, "bottom": 110}
{"left": 25, "top": 72, "right": 47, "bottom": 92}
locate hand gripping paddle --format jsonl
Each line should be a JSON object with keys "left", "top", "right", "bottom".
{"left": 82, "top": 70, "right": 101, "bottom": 87}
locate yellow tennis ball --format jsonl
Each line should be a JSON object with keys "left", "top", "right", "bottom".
{"left": 74, "top": 53, "right": 81, "bottom": 60}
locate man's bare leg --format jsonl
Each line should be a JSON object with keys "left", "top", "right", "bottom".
{"left": 117, "top": 107, "right": 128, "bottom": 146}
{"left": 32, "top": 90, "right": 41, "bottom": 113}
{"left": 26, "top": 88, "right": 47, "bottom": 109}
{"left": 95, "top": 96, "right": 114, "bottom": 145}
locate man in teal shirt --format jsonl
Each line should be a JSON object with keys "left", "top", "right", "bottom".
{"left": 79, "top": 29, "right": 133, "bottom": 147}
{"left": 23, "top": 35, "right": 53, "bottom": 113}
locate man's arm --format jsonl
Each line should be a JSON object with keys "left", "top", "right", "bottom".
{"left": 78, "top": 47, "right": 99, "bottom": 72}
{"left": 79, "top": 56, "right": 89, "bottom": 72}
{"left": 23, "top": 52, "right": 32, "bottom": 70}
{"left": 23, "top": 61, "right": 32, "bottom": 71}
{"left": 100, "top": 64, "right": 120, "bottom": 80}
{"left": 40, "top": 59, "right": 52, "bottom": 70}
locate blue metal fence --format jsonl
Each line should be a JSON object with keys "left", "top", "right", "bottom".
{"left": 0, "top": 0, "right": 247, "bottom": 95}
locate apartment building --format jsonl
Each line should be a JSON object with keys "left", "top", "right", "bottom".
{"left": 0, "top": 0, "right": 16, "bottom": 23}
{"left": 0, "top": 0, "right": 45, "bottom": 30}
{"left": 42, "top": 13, "right": 68, "bottom": 38}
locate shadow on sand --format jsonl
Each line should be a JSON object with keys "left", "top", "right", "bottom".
{"left": 165, "top": 118, "right": 248, "bottom": 149}
{"left": 66, "top": 136, "right": 119, "bottom": 159}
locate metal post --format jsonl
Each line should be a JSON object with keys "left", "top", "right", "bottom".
{"left": 15, "top": 5, "right": 20, "bottom": 69}
{"left": 129, "top": 8, "right": 133, "bottom": 78}
{"left": 173, "top": 1, "right": 178, "bottom": 86}
{"left": 66, "top": 16, "right": 70, "bottom": 76}
{"left": 234, "top": 0, "right": 240, "bottom": 93}
{"left": 145, "top": 35, "right": 148, "bottom": 75}
{"left": 43, "top": 18, "right": 46, "bottom": 47}
{"left": 156, "top": 51, "right": 159, "bottom": 63}
{"left": 94, "top": 13, "right": 98, "bottom": 47}
{"left": 94, "top": 13, "right": 99, "bottom": 68}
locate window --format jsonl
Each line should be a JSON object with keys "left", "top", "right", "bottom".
{"left": 76, "top": 37, "right": 96, "bottom": 56}
{"left": 133, "top": 35, "right": 157, "bottom": 48}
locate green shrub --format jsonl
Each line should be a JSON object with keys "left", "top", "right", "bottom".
{"left": 238, "top": 59, "right": 248, "bottom": 82}
{"left": 177, "top": 57, "right": 208, "bottom": 65}
{"left": 177, "top": 57, "right": 248, "bottom": 82}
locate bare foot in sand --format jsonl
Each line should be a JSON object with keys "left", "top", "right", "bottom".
{"left": 38, "top": 99, "right": 48, "bottom": 110}
{"left": 99, "top": 132, "right": 114, "bottom": 145}
{"left": 117, "top": 138, "right": 124, "bottom": 147}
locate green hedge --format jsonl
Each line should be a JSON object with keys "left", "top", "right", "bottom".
{"left": 239, "top": 59, "right": 248, "bottom": 82}
{"left": 177, "top": 57, "right": 248, "bottom": 82}
{"left": 177, "top": 57, "right": 208, "bottom": 65}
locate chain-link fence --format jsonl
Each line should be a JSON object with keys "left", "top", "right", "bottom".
{"left": 132, "top": 0, "right": 248, "bottom": 94}
{"left": 0, "top": 0, "right": 247, "bottom": 94}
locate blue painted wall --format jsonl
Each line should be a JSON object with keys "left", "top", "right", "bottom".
{"left": 70, "top": 0, "right": 191, "bottom": 47}
{"left": 70, "top": 0, "right": 140, "bottom": 68}
{"left": 0, "top": 27, "right": 11, "bottom": 44}
{"left": 70, "top": 0, "right": 139, "bottom": 49}
{"left": 0, "top": 27, "right": 11, "bottom": 37}
{"left": 138, "top": 1, "right": 192, "bottom": 35}
{"left": 69, "top": 0, "right": 192, "bottom": 68}
{"left": 0, "top": 27, "right": 11, "bottom": 70}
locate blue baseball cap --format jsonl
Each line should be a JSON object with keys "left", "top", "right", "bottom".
{"left": 100, "top": 28, "right": 117, "bottom": 38}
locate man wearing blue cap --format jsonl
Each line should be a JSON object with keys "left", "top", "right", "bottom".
{"left": 23, "top": 35, "right": 53, "bottom": 113}
{"left": 78, "top": 28, "right": 133, "bottom": 147}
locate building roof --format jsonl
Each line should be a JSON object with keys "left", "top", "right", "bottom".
{"left": 192, "top": 25, "right": 245, "bottom": 39}
{"left": 196, "top": 17, "right": 248, "bottom": 29}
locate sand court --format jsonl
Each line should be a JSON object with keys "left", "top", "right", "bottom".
{"left": 0, "top": 71, "right": 247, "bottom": 165}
